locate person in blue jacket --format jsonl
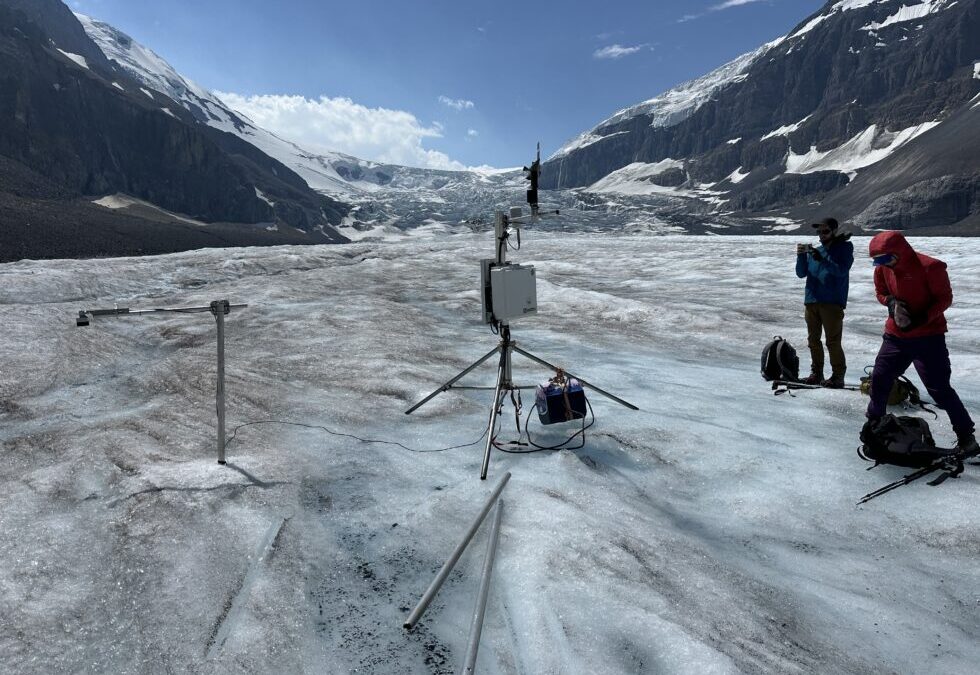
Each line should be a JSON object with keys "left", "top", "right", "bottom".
{"left": 795, "top": 217, "right": 854, "bottom": 387}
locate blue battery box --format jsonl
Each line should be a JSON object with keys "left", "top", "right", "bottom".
{"left": 535, "top": 380, "right": 587, "bottom": 425}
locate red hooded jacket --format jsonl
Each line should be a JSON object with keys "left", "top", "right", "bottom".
{"left": 868, "top": 231, "right": 952, "bottom": 338}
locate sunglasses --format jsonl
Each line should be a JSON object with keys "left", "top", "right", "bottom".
{"left": 816, "top": 228, "right": 832, "bottom": 235}
{"left": 872, "top": 254, "right": 897, "bottom": 266}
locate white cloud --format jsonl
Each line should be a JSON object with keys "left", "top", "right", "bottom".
{"left": 711, "top": 0, "right": 769, "bottom": 8}
{"left": 467, "top": 129, "right": 479, "bottom": 137}
{"left": 214, "top": 92, "right": 466, "bottom": 170}
{"left": 438, "top": 95, "right": 475, "bottom": 111}
{"left": 593, "top": 43, "right": 648, "bottom": 60}
{"left": 679, "top": 0, "right": 772, "bottom": 22}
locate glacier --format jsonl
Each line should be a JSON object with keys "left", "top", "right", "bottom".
{"left": 2, "top": 233, "right": 978, "bottom": 673}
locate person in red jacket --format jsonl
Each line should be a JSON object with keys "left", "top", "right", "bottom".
{"left": 865, "top": 231, "right": 976, "bottom": 452}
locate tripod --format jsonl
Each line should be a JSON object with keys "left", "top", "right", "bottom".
{"left": 405, "top": 208, "right": 638, "bottom": 480}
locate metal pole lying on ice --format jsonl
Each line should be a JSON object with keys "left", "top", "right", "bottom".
{"left": 460, "top": 498, "right": 504, "bottom": 675}
{"left": 403, "top": 472, "right": 511, "bottom": 630}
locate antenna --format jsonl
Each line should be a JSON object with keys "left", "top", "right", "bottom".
{"left": 523, "top": 142, "right": 541, "bottom": 218}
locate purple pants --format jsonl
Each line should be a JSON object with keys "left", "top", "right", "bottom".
{"left": 867, "top": 333, "right": 975, "bottom": 434}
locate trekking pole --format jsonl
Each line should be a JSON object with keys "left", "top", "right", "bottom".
{"left": 857, "top": 466, "right": 938, "bottom": 504}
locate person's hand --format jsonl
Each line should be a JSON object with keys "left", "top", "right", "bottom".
{"left": 811, "top": 249, "right": 823, "bottom": 261}
{"left": 796, "top": 243, "right": 810, "bottom": 255}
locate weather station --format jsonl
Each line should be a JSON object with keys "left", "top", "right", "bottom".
{"left": 405, "top": 145, "right": 639, "bottom": 479}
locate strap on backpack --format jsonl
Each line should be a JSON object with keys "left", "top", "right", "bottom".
{"left": 775, "top": 340, "right": 796, "bottom": 382}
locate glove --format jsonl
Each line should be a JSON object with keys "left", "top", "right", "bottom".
{"left": 891, "top": 298, "right": 914, "bottom": 330}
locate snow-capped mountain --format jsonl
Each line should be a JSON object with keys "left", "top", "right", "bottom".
{"left": 75, "top": 12, "right": 379, "bottom": 197}
{"left": 0, "top": 0, "right": 352, "bottom": 261}
{"left": 543, "top": 0, "right": 980, "bottom": 233}
{"left": 75, "top": 12, "right": 532, "bottom": 238}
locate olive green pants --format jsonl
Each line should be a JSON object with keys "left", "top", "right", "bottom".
{"left": 804, "top": 303, "right": 846, "bottom": 378}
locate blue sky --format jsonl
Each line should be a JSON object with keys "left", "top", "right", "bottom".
{"left": 68, "top": 0, "right": 826, "bottom": 169}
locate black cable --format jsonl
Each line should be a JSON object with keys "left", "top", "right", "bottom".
{"left": 224, "top": 419, "right": 490, "bottom": 454}
{"left": 492, "top": 391, "right": 596, "bottom": 454}
{"left": 522, "top": 395, "right": 595, "bottom": 452}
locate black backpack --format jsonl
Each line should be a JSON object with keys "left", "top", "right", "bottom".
{"left": 858, "top": 415, "right": 955, "bottom": 468}
{"left": 761, "top": 336, "right": 799, "bottom": 382}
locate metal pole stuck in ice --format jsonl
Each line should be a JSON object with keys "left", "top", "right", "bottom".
{"left": 403, "top": 472, "right": 511, "bottom": 631}
{"left": 211, "top": 300, "right": 229, "bottom": 464}
{"left": 75, "top": 299, "right": 246, "bottom": 464}
{"left": 460, "top": 498, "right": 504, "bottom": 675}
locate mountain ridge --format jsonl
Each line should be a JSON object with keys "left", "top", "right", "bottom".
{"left": 541, "top": 0, "right": 980, "bottom": 233}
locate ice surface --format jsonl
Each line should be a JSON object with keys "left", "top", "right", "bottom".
{"left": 1, "top": 235, "right": 979, "bottom": 673}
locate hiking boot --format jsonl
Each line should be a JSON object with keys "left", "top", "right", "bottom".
{"left": 821, "top": 375, "right": 845, "bottom": 389}
{"left": 956, "top": 431, "right": 978, "bottom": 455}
{"left": 802, "top": 372, "right": 823, "bottom": 385}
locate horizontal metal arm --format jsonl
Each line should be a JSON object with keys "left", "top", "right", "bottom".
{"left": 76, "top": 303, "right": 248, "bottom": 326}
{"left": 79, "top": 303, "right": 247, "bottom": 317}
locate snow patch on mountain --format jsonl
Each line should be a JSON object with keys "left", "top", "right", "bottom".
{"left": 589, "top": 160, "right": 685, "bottom": 193}
{"left": 785, "top": 121, "right": 940, "bottom": 179}
{"left": 833, "top": 0, "right": 878, "bottom": 10}
{"left": 56, "top": 48, "right": 88, "bottom": 69}
{"left": 92, "top": 194, "right": 207, "bottom": 226}
{"left": 75, "top": 13, "right": 210, "bottom": 103}
{"left": 726, "top": 167, "right": 750, "bottom": 184}
{"left": 255, "top": 188, "right": 275, "bottom": 207}
{"left": 974, "top": 62, "right": 980, "bottom": 79}
{"left": 555, "top": 131, "right": 631, "bottom": 157}
{"left": 861, "top": 0, "right": 954, "bottom": 31}
{"left": 789, "top": 0, "right": 885, "bottom": 39}
{"left": 789, "top": 14, "right": 831, "bottom": 39}
{"left": 587, "top": 161, "right": 730, "bottom": 205}
{"left": 761, "top": 115, "right": 813, "bottom": 141}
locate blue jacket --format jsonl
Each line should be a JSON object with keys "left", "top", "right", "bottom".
{"left": 796, "top": 234, "right": 854, "bottom": 307}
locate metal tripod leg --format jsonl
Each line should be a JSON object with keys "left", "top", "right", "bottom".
{"left": 512, "top": 345, "right": 639, "bottom": 411}
{"left": 405, "top": 346, "right": 501, "bottom": 415}
{"left": 481, "top": 348, "right": 509, "bottom": 480}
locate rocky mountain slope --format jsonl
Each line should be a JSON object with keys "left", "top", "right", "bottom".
{"left": 542, "top": 0, "right": 980, "bottom": 233}
{"left": 0, "top": 0, "right": 349, "bottom": 262}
